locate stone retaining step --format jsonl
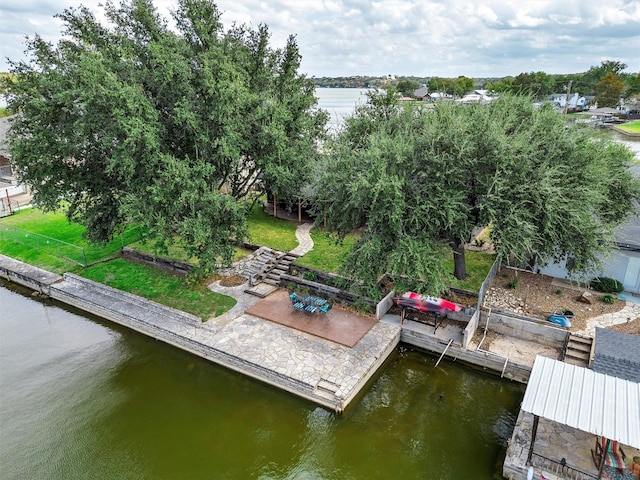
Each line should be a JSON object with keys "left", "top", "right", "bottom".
{"left": 569, "top": 336, "right": 592, "bottom": 345}
{"left": 564, "top": 350, "right": 590, "bottom": 361}
{"left": 567, "top": 341, "right": 591, "bottom": 353}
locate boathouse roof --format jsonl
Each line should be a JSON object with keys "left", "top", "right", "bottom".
{"left": 522, "top": 356, "right": 640, "bottom": 449}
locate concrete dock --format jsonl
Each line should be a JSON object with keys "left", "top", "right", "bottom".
{"left": 0, "top": 254, "right": 400, "bottom": 413}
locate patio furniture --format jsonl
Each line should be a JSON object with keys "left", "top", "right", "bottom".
{"left": 592, "top": 436, "right": 627, "bottom": 473}
{"left": 289, "top": 292, "right": 332, "bottom": 314}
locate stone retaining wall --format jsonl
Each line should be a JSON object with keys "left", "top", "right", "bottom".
{"left": 481, "top": 309, "right": 569, "bottom": 348}
{"left": 0, "top": 254, "right": 61, "bottom": 294}
{"left": 121, "top": 247, "right": 193, "bottom": 276}
{"left": 401, "top": 325, "right": 532, "bottom": 383}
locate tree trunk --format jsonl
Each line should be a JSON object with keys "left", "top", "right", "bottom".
{"left": 452, "top": 241, "right": 467, "bottom": 280}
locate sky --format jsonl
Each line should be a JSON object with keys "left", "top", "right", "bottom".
{"left": 1, "top": 0, "right": 639, "bottom": 79}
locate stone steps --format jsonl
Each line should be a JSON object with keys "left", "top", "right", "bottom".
{"left": 243, "top": 249, "right": 300, "bottom": 293}
{"left": 563, "top": 334, "right": 593, "bottom": 368}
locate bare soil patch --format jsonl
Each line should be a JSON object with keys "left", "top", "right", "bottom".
{"left": 218, "top": 275, "right": 246, "bottom": 287}
{"left": 484, "top": 268, "right": 628, "bottom": 333}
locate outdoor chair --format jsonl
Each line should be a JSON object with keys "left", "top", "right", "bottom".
{"left": 592, "top": 436, "right": 627, "bottom": 473}
{"left": 319, "top": 303, "right": 333, "bottom": 313}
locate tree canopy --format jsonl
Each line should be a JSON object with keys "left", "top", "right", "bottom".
{"left": 596, "top": 72, "right": 625, "bottom": 107}
{"left": 311, "top": 92, "right": 640, "bottom": 298}
{"left": 3, "top": 0, "right": 327, "bottom": 277}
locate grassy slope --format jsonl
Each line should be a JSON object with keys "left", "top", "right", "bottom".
{"left": 0, "top": 209, "right": 235, "bottom": 318}
{"left": 80, "top": 259, "right": 235, "bottom": 320}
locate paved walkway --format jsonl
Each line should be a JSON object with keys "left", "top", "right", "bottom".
{"left": 574, "top": 301, "right": 640, "bottom": 337}
{"left": 289, "top": 223, "right": 314, "bottom": 256}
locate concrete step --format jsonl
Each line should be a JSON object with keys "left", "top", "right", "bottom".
{"left": 316, "top": 379, "right": 340, "bottom": 394}
{"left": 568, "top": 335, "right": 592, "bottom": 346}
{"left": 567, "top": 341, "right": 591, "bottom": 353}
{"left": 564, "top": 356, "right": 588, "bottom": 367}
{"left": 565, "top": 349, "right": 590, "bottom": 361}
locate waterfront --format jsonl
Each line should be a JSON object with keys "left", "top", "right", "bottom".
{"left": 315, "top": 87, "right": 371, "bottom": 132}
{"left": 1, "top": 280, "right": 524, "bottom": 479}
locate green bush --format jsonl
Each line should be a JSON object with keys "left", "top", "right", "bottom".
{"left": 506, "top": 278, "right": 519, "bottom": 289}
{"left": 590, "top": 277, "right": 623, "bottom": 294}
{"left": 303, "top": 270, "right": 317, "bottom": 281}
{"left": 601, "top": 294, "right": 616, "bottom": 304}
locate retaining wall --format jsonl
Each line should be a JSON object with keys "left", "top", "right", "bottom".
{"left": 121, "top": 247, "right": 193, "bottom": 276}
{"left": 0, "top": 254, "right": 61, "bottom": 294}
{"left": 481, "top": 309, "right": 569, "bottom": 348}
{"left": 401, "top": 325, "right": 532, "bottom": 383}
{"left": 46, "top": 274, "right": 344, "bottom": 412}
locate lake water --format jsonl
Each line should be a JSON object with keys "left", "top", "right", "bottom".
{"left": 0, "top": 280, "right": 524, "bottom": 479}
{"left": 314, "top": 87, "right": 372, "bottom": 132}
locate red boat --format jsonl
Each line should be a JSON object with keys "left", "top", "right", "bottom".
{"left": 392, "top": 291, "right": 462, "bottom": 314}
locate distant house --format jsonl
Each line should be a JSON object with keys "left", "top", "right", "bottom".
{"left": 0, "top": 115, "right": 14, "bottom": 183}
{"left": 0, "top": 115, "right": 28, "bottom": 201}
{"left": 413, "top": 86, "right": 430, "bottom": 100}
{"left": 549, "top": 92, "right": 587, "bottom": 111}
{"left": 455, "top": 90, "right": 494, "bottom": 104}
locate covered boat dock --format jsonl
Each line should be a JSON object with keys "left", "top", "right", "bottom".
{"left": 504, "top": 356, "right": 640, "bottom": 479}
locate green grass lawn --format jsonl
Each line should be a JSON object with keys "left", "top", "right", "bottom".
{"left": 616, "top": 121, "right": 640, "bottom": 134}
{"left": 445, "top": 250, "right": 497, "bottom": 292}
{"left": 246, "top": 202, "right": 299, "bottom": 251}
{"left": 81, "top": 259, "right": 235, "bottom": 320}
{"left": 295, "top": 229, "right": 358, "bottom": 273}
{"left": 0, "top": 209, "right": 236, "bottom": 316}
{"left": 0, "top": 208, "right": 140, "bottom": 266}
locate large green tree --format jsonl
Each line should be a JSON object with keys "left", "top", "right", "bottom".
{"left": 511, "top": 71, "right": 555, "bottom": 99}
{"left": 3, "top": 0, "right": 326, "bottom": 276}
{"left": 595, "top": 72, "right": 625, "bottom": 107}
{"left": 311, "top": 93, "right": 639, "bottom": 297}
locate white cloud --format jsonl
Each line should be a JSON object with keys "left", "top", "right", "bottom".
{"left": 1, "top": 0, "right": 639, "bottom": 77}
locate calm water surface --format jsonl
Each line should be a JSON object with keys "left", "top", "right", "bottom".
{"left": 0, "top": 281, "right": 524, "bottom": 479}
{"left": 314, "top": 87, "right": 371, "bottom": 132}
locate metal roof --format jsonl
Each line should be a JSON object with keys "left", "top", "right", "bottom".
{"left": 522, "top": 356, "right": 640, "bottom": 449}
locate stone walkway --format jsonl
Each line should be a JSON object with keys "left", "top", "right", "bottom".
{"left": 574, "top": 301, "right": 640, "bottom": 337}
{"left": 289, "top": 223, "right": 314, "bottom": 256}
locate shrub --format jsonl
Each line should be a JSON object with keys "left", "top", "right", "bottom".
{"left": 590, "top": 277, "right": 623, "bottom": 294}
{"left": 506, "top": 278, "right": 519, "bottom": 289}
{"left": 601, "top": 294, "right": 616, "bottom": 304}
{"left": 303, "top": 270, "right": 317, "bottom": 281}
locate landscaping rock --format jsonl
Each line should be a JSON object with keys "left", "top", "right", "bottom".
{"left": 577, "top": 291, "right": 593, "bottom": 304}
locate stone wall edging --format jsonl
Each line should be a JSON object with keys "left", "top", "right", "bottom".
{"left": 62, "top": 273, "right": 201, "bottom": 326}
{"left": 400, "top": 328, "right": 532, "bottom": 383}
{"left": 48, "top": 283, "right": 341, "bottom": 411}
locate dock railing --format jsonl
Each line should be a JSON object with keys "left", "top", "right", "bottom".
{"left": 530, "top": 452, "right": 598, "bottom": 480}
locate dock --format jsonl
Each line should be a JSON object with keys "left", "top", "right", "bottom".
{"left": 0, "top": 254, "right": 400, "bottom": 413}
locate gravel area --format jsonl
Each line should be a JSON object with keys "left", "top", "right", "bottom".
{"left": 483, "top": 268, "right": 637, "bottom": 333}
